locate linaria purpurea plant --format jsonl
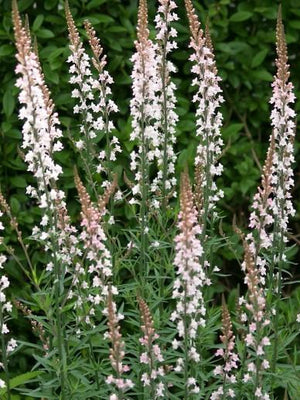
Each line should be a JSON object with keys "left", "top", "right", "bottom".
{"left": 0, "top": 1, "right": 299, "bottom": 399}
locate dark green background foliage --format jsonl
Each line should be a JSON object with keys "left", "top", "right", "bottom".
{"left": 1, "top": 0, "right": 300, "bottom": 382}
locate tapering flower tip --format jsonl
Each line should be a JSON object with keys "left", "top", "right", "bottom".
{"left": 97, "top": 173, "right": 118, "bottom": 215}
{"left": 12, "top": 0, "right": 31, "bottom": 55}
{"left": 204, "top": 22, "right": 214, "bottom": 53}
{"left": 220, "top": 295, "right": 233, "bottom": 344}
{"left": 137, "top": 0, "right": 149, "bottom": 44}
{"left": 184, "top": 0, "right": 202, "bottom": 41}
{"left": 74, "top": 168, "right": 92, "bottom": 217}
{"left": 179, "top": 170, "right": 195, "bottom": 230}
{"left": 84, "top": 20, "right": 107, "bottom": 72}
{"left": 65, "top": 0, "right": 80, "bottom": 47}
{"left": 275, "top": 6, "right": 289, "bottom": 85}
{"left": 204, "top": 22, "right": 218, "bottom": 73}
{"left": 138, "top": 296, "right": 155, "bottom": 339}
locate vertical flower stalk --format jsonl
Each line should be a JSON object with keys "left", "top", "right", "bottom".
{"left": 268, "top": 7, "right": 296, "bottom": 373}
{"left": 185, "top": 0, "right": 224, "bottom": 226}
{"left": 138, "top": 297, "right": 165, "bottom": 398}
{"left": 239, "top": 235, "right": 271, "bottom": 400}
{"left": 268, "top": 8, "right": 296, "bottom": 283}
{"left": 246, "top": 8, "right": 296, "bottom": 374}
{"left": 130, "top": 0, "right": 159, "bottom": 277}
{"left": 171, "top": 171, "right": 209, "bottom": 398}
{"left": 66, "top": 2, "right": 120, "bottom": 194}
{"left": 247, "top": 133, "right": 275, "bottom": 286}
{"left": 211, "top": 297, "right": 238, "bottom": 400}
{"left": 106, "top": 290, "right": 133, "bottom": 399}
{"left": 12, "top": 3, "right": 70, "bottom": 396}
{"left": 151, "top": 0, "right": 178, "bottom": 209}
{"left": 74, "top": 170, "right": 117, "bottom": 322}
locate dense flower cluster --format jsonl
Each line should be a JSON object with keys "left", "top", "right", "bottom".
{"left": 211, "top": 300, "right": 239, "bottom": 399}
{"left": 13, "top": 5, "right": 63, "bottom": 204}
{"left": 129, "top": 0, "right": 160, "bottom": 204}
{"left": 74, "top": 171, "right": 117, "bottom": 325}
{"left": 150, "top": 0, "right": 178, "bottom": 205}
{"left": 171, "top": 172, "right": 209, "bottom": 393}
{"left": 13, "top": 3, "right": 79, "bottom": 273}
{"left": 240, "top": 239, "right": 271, "bottom": 400}
{"left": 247, "top": 10, "right": 296, "bottom": 269}
{"left": 66, "top": 3, "right": 120, "bottom": 187}
{"left": 138, "top": 297, "right": 165, "bottom": 398}
{"left": 269, "top": 13, "right": 296, "bottom": 236}
{"left": 185, "top": 0, "right": 224, "bottom": 217}
{"left": 106, "top": 291, "right": 133, "bottom": 398}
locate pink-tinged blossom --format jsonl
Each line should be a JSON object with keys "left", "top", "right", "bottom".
{"left": 151, "top": 0, "right": 179, "bottom": 206}
{"left": 129, "top": 0, "right": 160, "bottom": 203}
{"left": 138, "top": 297, "right": 165, "bottom": 398}
{"left": 65, "top": 3, "right": 120, "bottom": 189}
{"left": 106, "top": 291, "right": 133, "bottom": 396}
{"left": 247, "top": 11, "right": 296, "bottom": 285}
{"left": 239, "top": 236, "right": 270, "bottom": 399}
{"left": 211, "top": 299, "right": 238, "bottom": 400}
{"left": 13, "top": 6, "right": 63, "bottom": 202}
{"left": 268, "top": 12, "right": 296, "bottom": 239}
{"left": 185, "top": 0, "right": 224, "bottom": 217}
{"left": 12, "top": 3, "right": 79, "bottom": 273}
{"left": 171, "top": 172, "right": 208, "bottom": 393}
{"left": 74, "top": 171, "right": 117, "bottom": 323}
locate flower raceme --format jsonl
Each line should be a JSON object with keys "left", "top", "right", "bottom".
{"left": 185, "top": 0, "right": 224, "bottom": 219}
{"left": 151, "top": 0, "right": 179, "bottom": 206}
{"left": 129, "top": 0, "right": 160, "bottom": 205}
{"left": 171, "top": 171, "right": 209, "bottom": 395}
{"left": 138, "top": 297, "right": 165, "bottom": 398}
{"left": 247, "top": 8, "right": 296, "bottom": 265}
{"left": 13, "top": 2, "right": 63, "bottom": 202}
{"left": 66, "top": 2, "right": 120, "bottom": 188}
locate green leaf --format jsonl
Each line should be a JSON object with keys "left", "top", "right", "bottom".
{"left": 32, "top": 15, "right": 44, "bottom": 31}
{"left": 230, "top": 11, "right": 253, "bottom": 22}
{"left": 289, "top": 20, "right": 300, "bottom": 29}
{"left": 222, "top": 123, "right": 244, "bottom": 140}
{"left": 254, "top": 69, "right": 273, "bottom": 82}
{"left": 86, "top": 0, "right": 107, "bottom": 9}
{"left": 10, "top": 197, "right": 21, "bottom": 213}
{"left": 36, "top": 29, "right": 55, "bottom": 39}
{"left": 251, "top": 48, "right": 268, "bottom": 68}
{"left": 0, "top": 45, "right": 14, "bottom": 57}
{"left": 0, "top": 372, "right": 42, "bottom": 396}
{"left": 10, "top": 176, "right": 27, "bottom": 188}
{"left": 3, "top": 89, "right": 15, "bottom": 118}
